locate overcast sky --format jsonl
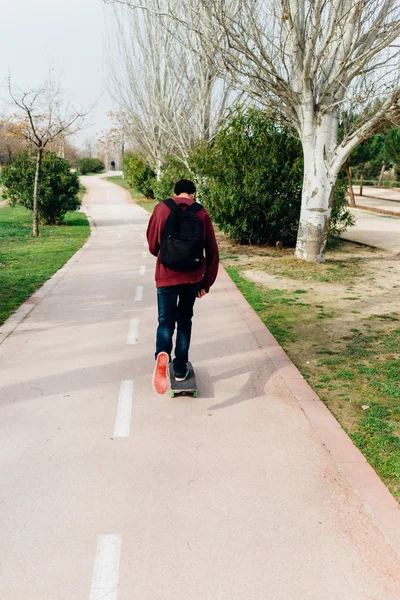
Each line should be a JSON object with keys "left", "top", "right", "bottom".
{"left": 0, "top": 0, "right": 114, "bottom": 148}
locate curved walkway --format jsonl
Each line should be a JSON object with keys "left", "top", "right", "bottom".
{"left": 341, "top": 208, "right": 400, "bottom": 253}
{"left": 1, "top": 175, "right": 400, "bottom": 599}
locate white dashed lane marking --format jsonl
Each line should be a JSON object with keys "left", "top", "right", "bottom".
{"left": 89, "top": 534, "right": 121, "bottom": 600}
{"left": 127, "top": 318, "right": 139, "bottom": 344}
{"left": 139, "top": 265, "right": 146, "bottom": 276}
{"left": 114, "top": 381, "right": 133, "bottom": 438}
{"left": 135, "top": 286, "right": 143, "bottom": 302}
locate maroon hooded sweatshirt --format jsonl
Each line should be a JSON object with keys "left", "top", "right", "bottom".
{"left": 146, "top": 196, "right": 219, "bottom": 292}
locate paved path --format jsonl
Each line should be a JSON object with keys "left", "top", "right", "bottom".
{"left": 341, "top": 208, "right": 400, "bottom": 253}
{"left": 1, "top": 176, "right": 400, "bottom": 599}
{"left": 353, "top": 195, "right": 400, "bottom": 215}
{"left": 353, "top": 185, "right": 400, "bottom": 201}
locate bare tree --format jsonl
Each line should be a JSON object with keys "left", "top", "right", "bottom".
{"left": 107, "top": 0, "right": 233, "bottom": 172}
{"left": 97, "top": 113, "right": 126, "bottom": 169}
{"left": 82, "top": 136, "right": 96, "bottom": 158}
{"left": 0, "top": 119, "right": 28, "bottom": 167}
{"left": 108, "top": 2, "right": 180, "bottom": 175}
{"left": 8, "top": 76, "right": 90, "bottom": 236}
{"left": 106, "top": 0, "right": 400, "bottom": 262}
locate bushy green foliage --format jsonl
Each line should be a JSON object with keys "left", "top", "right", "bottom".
{"left": 76, "top": 157, "right": 104, "bottom": 175}
{"left": 349, "top": 137, "right": 376, "bottom": 178}
{"left": 122, "top": 152, "right": 155, "bottom": 198}
{"left": 327, "top": 170, "right": 355, "bottom": 244}
{"left": 363, "top": 135, "right": 390, "bottom": 179}
{"left": 1, "top": 150, "right": 81, "bottom": 225}
{"left": 364, "top": 158, "right": 385, "bottom": 179}
{"left": 151, "top": 155, "right": 192, "bottom": 202}
{"left": 384, "top": 128, "right": 400, "bottom": 164}
{"left": 190, "top": 108, "right": 351, "bottom": 246}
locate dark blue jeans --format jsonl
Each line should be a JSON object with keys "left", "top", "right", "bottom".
{"left": 156, "top": 283, "right": 199, "bottom": 375}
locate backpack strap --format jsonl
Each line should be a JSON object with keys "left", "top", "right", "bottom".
{"left": 163, "top": 198, "right": 203, "bottom": 214}
{"left": 163, "top": 198, "right": 178, "bottom": 213}
{"left": 188, "top": 202, "right": 203, "bottom": 214}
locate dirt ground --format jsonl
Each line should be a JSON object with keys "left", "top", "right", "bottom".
{"left": 218, "top": 234, "right": 400, "bottom": 320}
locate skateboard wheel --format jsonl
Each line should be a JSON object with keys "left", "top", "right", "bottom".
{"left": 170, "top": 391, "right": 175, "bottom": 398}
{"left": 193, "top": 391, "right": 199, "bottom": 398}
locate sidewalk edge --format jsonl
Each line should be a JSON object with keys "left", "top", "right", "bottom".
{"left": 355, "top": 192, "right": 400, "bottom": 204}
{"left": 0, "top": 205, "right": 96, "bottom": 347}
{"left": 355, "top": 204, "right": 400, "bottom": 217}
{"left": 219, "top": 266, "right": 400, "bottom": 557}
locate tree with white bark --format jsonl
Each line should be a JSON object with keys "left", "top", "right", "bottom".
{"left": 106, "top": 0, "right": 232, "bottom": 173}
{"left": 96, "top": 111, "right": 126, "bottom": 169}
{"left": 8, "top": 77, "right": 90, "bottom": 236}
{"left": 105, "top": 0, "right": 400, "bottom": 262}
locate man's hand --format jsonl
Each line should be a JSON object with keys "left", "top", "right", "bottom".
{"left": 197, "top": 289, "right": 208, "bottom": 299}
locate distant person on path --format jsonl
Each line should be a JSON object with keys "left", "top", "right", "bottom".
{"left": 146, "top": 179, "right": 219, "bottom": 394}
{"left": 110, "top": 160, "right": 116, "bottom": 171}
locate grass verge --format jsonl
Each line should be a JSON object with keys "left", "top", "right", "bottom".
{"left": 225, "top": 260, "right": 400, "bottom": 502}
{"left": 105, "top": 176, "right": 158, "bottom": 213}
{"left": 76, "top": 171, "right": 106, "bottom": 177}
{"left": 0, "top": 206, "right": 90, "bottom": 326}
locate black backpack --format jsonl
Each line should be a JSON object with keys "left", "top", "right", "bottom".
{"left": 159, "top": 198, "right": 204, "bottom": 271}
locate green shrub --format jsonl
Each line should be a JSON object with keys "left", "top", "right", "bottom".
{"left": 76, "top": 157, "right": 104, "bottom": 175}
{"left": 189, "top": 108, "right": 352, "bottom": 246}
{"left": 122, "top": 153, "right": 155, "bottom": 197}
{"left": 1, "top": 150, "right": 81, "bottom": 225}
{"left": 151, "top": 156, "right": 192, "bottom": 202}
{"left": 327, "top": 170, "right": 355, "bottom": 244}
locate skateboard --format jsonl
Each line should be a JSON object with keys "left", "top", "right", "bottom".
{"left": 169, "top": 362, "right": 198, "bottom": 398}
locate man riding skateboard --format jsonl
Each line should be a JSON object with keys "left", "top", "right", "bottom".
{"left": 146, "top": 179, "right": 219, "bottom": 394}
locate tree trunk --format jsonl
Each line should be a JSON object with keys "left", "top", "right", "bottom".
{"left": 295, "top": 114, "right": 339, "bottom": 263}
{"left": 346, "top": 163, "right": 356, "bottom": 207}
{"left": 202, "top": 72, "right": 213, "bottom": 143}
{"left": 33, "top": 147, "right": 43, "bottom": 237}
{"left": 156, "top": 153, "right": 162, "bottom": 181}
{"left": 378, "top": 160, "right": 386, "bottom": 186}
{"left": 59, "top": 135, "right": 65, "bottom": 159}
{"left": 360, "top": 164, "right": 365, "bottom": 196}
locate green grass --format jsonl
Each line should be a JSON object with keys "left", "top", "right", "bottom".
{"left": 317, "top": 328, "right": 400, "bottom": 496}
{"left": 105, "top": 175, "right": 132, "bottom": 191}
{"left": 76, "top": 171, "right": 106, "bottom": 177}
{"left": 105, "top": 176, "right": 158, "bottom": 213}
{"left": 226, "top": 265, "right": 400, "bottom": 500}
{"left": 226, "top": 267, "right": 315, "bottom": 344}
{"left": 0, "top": 206, "right": 90, "bottom": 326}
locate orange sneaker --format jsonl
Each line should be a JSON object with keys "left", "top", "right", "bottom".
{"left": 153, "top": 352, "right": 169, "bottom": 395}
